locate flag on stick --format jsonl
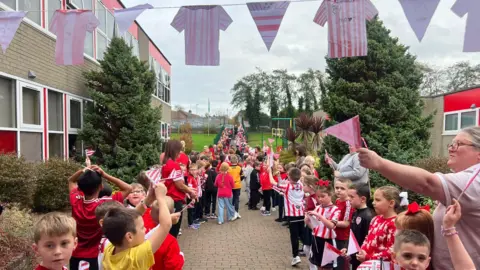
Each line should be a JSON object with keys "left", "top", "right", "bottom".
{"left": 323, "top": 115, "right": 362, "bottom": 147}
{"left": 347, "top": 230, "right": 361, "bottom": 255}
{"left": 321, "top": 242, "right": 342, "bottom": 266}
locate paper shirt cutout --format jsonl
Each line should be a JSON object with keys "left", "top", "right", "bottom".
{"left": 146, "top": 168, "right": 162, "bottom": 184}
{"left": 171, "top": 5, "right": 232, "bottom": 66}
{"left": 0, "top": 11, "right": 27, "bottom": 53}
{"left": 247, "top": 1, "right": 289, "bottom": 51}
{"left": 114, "top": 4, "right": 153, "bottom": 36}
{"left": 85, "top": 149, "right": 95, "bottom": 157}
{"left": 451, "top": 0, "right": 480, "bottom": 52}
{"left": 347, "top": 230, "right": 361, "bottom": 255}
{"left": 321, "top": 242, "right": 342, "bottom": 266}
{"left": 314, "top": 0, "right": 378, "bottom": 58}
{"left": 324, "top": 115, "right": 362, "bottom": 147}
{"left": 399, "top": 0, "right": 440, "bottom": 42}
{"left": 50, "top": 10, "right": 99, "bottom": 65}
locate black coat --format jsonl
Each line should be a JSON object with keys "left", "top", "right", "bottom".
{"left": 249, "top": 169, "right": 261, "bottom": 190}
{"left": 205, "top": 168, "right": 218, "bottom": 191}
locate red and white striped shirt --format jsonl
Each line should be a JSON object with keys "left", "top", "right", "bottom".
{"left": 278, "top": 182, "right": 305, "bottom": 217}
{"left": 312, "top": 204, "right": 340, "bottom": 239}
{"left": 313, "top": 0, "right": 378, "bottom": 58}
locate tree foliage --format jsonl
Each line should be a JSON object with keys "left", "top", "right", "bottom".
{"left": 319, "top": 17, "right": 433, "bottom": 188}
{"left": 80, "top": 37, "right": 162, "bottom": 182}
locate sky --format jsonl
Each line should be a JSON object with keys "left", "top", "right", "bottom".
{"left": 122, "top": 0, "right": 480, "bottom": 116}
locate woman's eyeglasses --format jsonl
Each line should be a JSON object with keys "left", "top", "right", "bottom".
{"left": 447, "top": 141, "right": 475, "bottom": 151}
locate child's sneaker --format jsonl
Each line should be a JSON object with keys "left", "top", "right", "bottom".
{"left": 199, "top": 217, "right": 208, "bottom": 223}
{"left": 218, "top": 221, "right": 223, "bottom": 225}
{"left": 188, "top": 224, "right": 199, "bottom": 230}
{"left": 235, "top": 212, "right": 241, "bottom": 219}
{"left": 178, "top": 229, "right": 182, "bottom": 236}
{"left": 210, "top": 213, "right": 218, "bottom": 219}
{"left": 262, "top": 211, "right": 271, "bottom": 216}
{"left": 291, "top": 256, "right": 301, "bottom": 266}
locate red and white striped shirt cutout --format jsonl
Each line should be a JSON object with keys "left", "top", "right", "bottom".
{"left": 85, "top": 149, "right": 95, "bottom": 157}
{"left": 146, "top": 168, "right": 162, "bottom": 184}
{"left": 312, "top": 204, "right": 340, "bottom": 239}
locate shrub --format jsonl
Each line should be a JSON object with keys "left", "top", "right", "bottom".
{"left": 279, "top": 150, "right": 296, "bottom": 164}
{"left": 33, "top": 158, "right": 82, "bottom": 212}
{"left": 202, "top": 126, "right": 217, "bottom": 135}
{"left": 413, "top": 156, "right": 450, "bottom": 174}
{"left": 0, "top": 154, "right": 36, "bottom": 208}
{"left": 179, "top": 123, "right": 193, "bottom": 154}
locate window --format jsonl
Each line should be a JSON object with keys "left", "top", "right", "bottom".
{"left": 22, "top": 86, "right": 41, "bottom": 126}
{"left": 20, "top": 132, "right": 42, "bottom": 161}
{"left": 49, "top": 133, "right": 63, "bottom": 158}
{"left": 48, "top": 0, "right": 61, "bottom": 30}
{"left": 48, "top": 90, "right": 63, "bottom": 131}
{"left": 461, "top": 111, "right": 476, "bottom": 129}
{"left": 445, "top": 114, "right": 458, "bottom": 131}
{"left": 70, "top": 99, "right": 82, "bottom": 129}
{"left": 0, "top": 131, "right": 17, "bottom": 154}
{"left": 3, "top": 0, "right": 42, "bottom": 25}
{"left": 67, "top": 0, "right": 94, "bottom": 56}
{"left": 68, "top": 134, "right": 82, "bottom": 158}
{"left": 123, "top": 32, "right": 139, "bottom": 58}
{"left": 0, "top": 77, "right": 16, "bottom": 128}
{"left": 96, "top": 0, "right": 116, "bottom": 60}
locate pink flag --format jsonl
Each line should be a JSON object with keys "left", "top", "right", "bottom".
{"left": 50, "top": 10, "right": 99, "bottom": 65}
{"left": 321, "top": 242, "right": 342, "bottom": 266}
{"left": 268, "top": 138, "right": 275, "bottom": 144}
{"left": 114, "top": 4, "right": 152, "bottom": 35}
{"left": 85, "top": 149, "right": 95, "bottom": 157}
{"left": 146, "top": 168, "right": 162, "bottom": 184}
{"left": 399, "top": 0, "right": 440, "bottom": 41}
{"left": 0, "top": 11, "right": 27, "bottom": 53}
{"left": 246, "top": 1, "right": 289, "bottom": 51}
{"left": 347, "top": 230, "right": 361, "bottom": 255}
{"left": 324, "top": 115, "right": 362, "bottom": 147}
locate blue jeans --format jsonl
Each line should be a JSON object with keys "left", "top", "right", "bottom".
{"left": 217, "top": 197, "right": 235, "bottom": 223}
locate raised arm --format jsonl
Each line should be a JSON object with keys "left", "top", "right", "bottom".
{"left": 91, "top": 165, "right": 132, "bottom": 198}
{"left": 148, "top": 183, "right": 172, "bottom": 253}
{"left": 338, "top": 154, "right": 367, "bottom": 180}
{"left": 68, "top": 168, "right": 84, "bottom": 192}
{"left": 357, "top": 148, "right": 445, "bottom": 202}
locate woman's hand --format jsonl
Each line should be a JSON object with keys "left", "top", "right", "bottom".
{"left": 356, "top": 250, "right": 367, "bottom": 262}
{"left": 443, "top": 199, "right": 462, "bottom": 228}
{"left": 357, "top": 148, "right": 383, "bottom": 171}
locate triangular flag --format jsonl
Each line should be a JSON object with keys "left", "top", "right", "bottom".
{"left": 146, "top": 168, "right": 162, "bottom": 184}
{"left": 268, "top": 138, "right": 275, "bottom": 144}
{"left": 347, "top": 230, "right": 361, "bottom": 255}
{"left": 114, "top": 4, "right": 153, "bottom": 35}
{"left": 85, "top": 149, "right": 95, "bottom": 157}
{"left": 399, "top": 0, "right": 440, "bottom": 41}
{"left": 0, "top": 11, "right": 27, "bottom": 53}
{"left": 247, "top": 1, "right": 289, "bottom": 51}
{"left": 323, "top": 115, "right": 362, "bottom": 147}
{"left": 321, "top": 242, "right": 342, "bottom": 266}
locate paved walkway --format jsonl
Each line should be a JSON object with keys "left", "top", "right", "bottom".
{"left": 177, "top": 191, "right": 309, "bottom": 270}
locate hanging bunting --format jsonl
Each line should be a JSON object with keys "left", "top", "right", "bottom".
{"left": 399, "top": 0, "right": 440, "bottom": 42}
{"left": 50, "top": 10, "right": 99, "bottom": 65}
{"left": 451, "top": 0, "right": 480, "bottom": 52}
{"left": 313, "top": 0, "right": 378, "bottom": 58}
{"left": 246, "top": 1, "right": 289, "bottom": 51}
{"left": 171, "top": 5, "right": 233, "bottom": 66}
{"left": 0, "top": 11, "right": 27, "bottom": 53}
{"left": 114, "top": 3, "right": 153, "bottom": 36}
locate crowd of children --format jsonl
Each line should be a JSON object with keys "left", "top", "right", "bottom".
{"left": 30, "top": 127, "right": 476, "bottom": 270}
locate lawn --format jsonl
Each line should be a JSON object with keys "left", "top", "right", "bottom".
{"left": 171, "top": 133, "right": 217, "bottom": 152}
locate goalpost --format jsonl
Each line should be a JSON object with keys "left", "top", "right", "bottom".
{"left": 271, "top": 117, "right": 294, "bottom": 150}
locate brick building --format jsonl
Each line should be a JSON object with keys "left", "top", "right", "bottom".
{"left": 0, "top": 0, "right": 172, "bottom": 161}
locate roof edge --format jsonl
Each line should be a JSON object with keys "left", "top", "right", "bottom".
{"left": 421, "top": 85, "right": 480, "bottom": 98}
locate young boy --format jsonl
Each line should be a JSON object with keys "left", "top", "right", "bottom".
{"left": 95, "top": 201, "right": 124, "bottom": 270}
{"left": 248, "top": 161, "right": 261, "bottom": 210}
{"left": 187, "top": 163, "right": 201, "bottom": 229}
{"left": 68, "top": 165, "right": 132, "bottom": 270}
{"left": 348, "top": 183, "right": 373, "bottom": 270}
{"left": 33, "top": 212, "right": 78, "bottom": 270}
{"left": 101, "top": 183, "right": 172, "bottom": 269}
{"left": 269, "top": 167, "right": 305, "bottom": 266}
{"left": 334, "top": 178, "right": 355, "bottom": 270}
{"left": 392, "top": 230, "right": 431, "bottom": 270}
{"left": 228, "top": 155, "right": 244, "bottom": 219}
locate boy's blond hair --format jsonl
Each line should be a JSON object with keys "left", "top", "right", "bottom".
{"left": 34, "top": 212, "right": 76, "bottom": 243}
{"left": 335, "top": 177, "right": 352, "bottom": 186}
{"left": 130, "top": 183, "right": 145, "bottom": 192}
{"left": 304, "top": 156, "right": 315, "bottom": 165}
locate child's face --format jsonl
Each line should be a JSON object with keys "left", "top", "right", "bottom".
{"left": 347, "top": 189, "right": 364, "bottom": 209}
{"left": 33, "top": 233, "right": 77, "bottom": 270}
{"left": 126, "top": 216, "right": 146, "bottom": 247}
{"left": 393, "top": 243, "right": 431, "bottom": 270}
{"left": 303, "top": 185, "right": 314, "bottom": 195}
{"left": 127, "top": 187, "right": 145, "bottom": 207}
{"left": 334, "top": 181, "right": 349, "bottom": 200}
{"left": 315, "top": 190, "right": 332, "bottom": 207}
{"left": 373, "top": 190, "right": 393, "bottom": 215}
{"left": 189, "top": 167, "right": 198, "bottom": 176}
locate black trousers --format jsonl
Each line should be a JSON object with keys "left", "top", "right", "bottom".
{"left": 249, "top": 189, "right": 260, "bottom": 209}
{"left": 335, "top": 239, "right": 348, "bottom": 270}
{"left": 204, "top": 189, "right": 217, "bottom": 215}
{"left": 287, "top": 216, "right": 305, "bottom": 257}
{"left": 232, "top": 188, "right": 241, "bottom": 212}
{"left": 169, "top": 200, "right": 184, "bottom": 238}
{"left": 70, "top": 257, "right": 99, "bottom": 270}
{"left": 277, "top": 194, "right": 284, "bottom": 219}
{"left": 263, "top": 189, "right": 273, "bottom": 211}
{"left": 194, "top": 199, "right": 203, "bottom": 220}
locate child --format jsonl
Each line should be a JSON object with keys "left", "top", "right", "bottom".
{"left": 228, "top": 155, "right": 244, "bottom": 219}
{"left": 302, "top": 175, "right": 322, "bottom": 258}
{"left": 347, "top": 183, "right": 374, "bottom": 270}
{"left": 204, "top": 160, "right": 218, "bottom": 219}
{"left": 357, "top": 186, "right": 407, "bottom": 263}
{"left": 194, "top": 160, "right": 207, "bottom": 224}
{"left": 392, "top": 230, "right": 431, "bottom": 270}
{"left": 95, "top": 201, "right": 125, "bottom": 269}
{"left": 269, "top": 167, "right": 305, "bottom": 266}
{"left": 68, "top": 165, "right": 132, "bottom": 270}
{"left": 186, "top": 163, "right": 200, "bottom": 229}
{"left": 33, "top": 212, "right": 77, "bottom": 270}
{"left": 261, "top": 165, "right": 276, "bottom": 216}
{"left": 274, "top": 163, "right": 290, "bottom": 223}
{"left": 248, "top": 161, "right": 262, "bottom": 210}
{"left": 333, "top": 178, "right": 355, "bottom": 270}
{"left": 305, "top": 180, "right": 340, "bottom": 270}
{"left": 304, "top": 155, "right": 319, "bottom": 177}
{"left": 243, "top": 158, "right": 254, "bottom": 205}
{"left": 215, "top": 162, "right": 236, "bottom": 224}
{"left": 102, "top": 183, "right": 172, "bottom": 269}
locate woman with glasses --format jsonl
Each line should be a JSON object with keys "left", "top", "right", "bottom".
{"left": 357, "top": 126, "right": 480, "bottom": 270}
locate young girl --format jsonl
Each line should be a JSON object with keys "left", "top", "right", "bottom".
{"left": 357, "top": 186, "right": 407, "bottom": 263}
{"left": 214, "top": 162, "right": 236, "bottom": 225}
{"left": 304, "top": 156, "right": 319, "bottom": 178}
{"left": 302, "top": 176, "right": 321, "bottom": 259}
{"left": 305, "top": 180, "right": 340, "bottom": 270}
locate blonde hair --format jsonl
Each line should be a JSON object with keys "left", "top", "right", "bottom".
{"left": 220, "top": 162, "right": 230, "bottom": 172}
{"left": 130, "top": 183, "right": 145, "bottom": 192}
{"left": 34, "top": 212, "right": 76, "bottom": 243}
{"left": 152, "top": 196, "right": 175, "bottom": 214}
{"left": 304, "top": 156, "right": 315, "bottom": 166}
{"left": 335, "top": 177, "right": 352, "bottom": 187}
{"left": 303, "top": 175, "right": 320, "bottom": 188}
{"left": 376, "top": 186, "right": 403, "bottom": 213}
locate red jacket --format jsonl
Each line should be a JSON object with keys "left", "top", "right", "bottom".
{"left": 151, "top": 233, "right": 184, "bottom": 270}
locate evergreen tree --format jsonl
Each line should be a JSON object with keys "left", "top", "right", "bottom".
{"left": 319, "top": 17, "right": 433, "bottom": 187}
{"left": 80, "top": 37, "right": 162, "bottom": 182}
{"left": 298, "top": 96, "right": 304, "bottom": 113}
{"left": 252, "top": 87, "right": 262, "bottom": 129}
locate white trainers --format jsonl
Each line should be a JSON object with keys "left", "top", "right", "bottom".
{"left": 291, "top": 256, "right": 301, "bottom": 266}
{"left": 236, "top": 212, "right": 242, "bottom": 219}
{"left": 230, "top": 215, "right": 238, "bottom": 221}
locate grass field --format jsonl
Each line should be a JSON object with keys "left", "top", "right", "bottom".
{"left": 171, "top": 133, "right": 216, "bottom": 152}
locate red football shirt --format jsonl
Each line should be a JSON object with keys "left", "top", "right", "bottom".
{"left": 175, "top": 152, "right": 190, "bottom": 167}
{"left": 335, "top": 199, "right": 355, "bottom": 241}
{"left": 151, "top": 233, "right": 185, "bottom": 270}
{"left": 260, "top": 172, "right": 273, "bottom": 191}
{"left": 162, "top": 159, "right": 186, "bottom": 202}
{"left": 70, "top": 188, "right": 123, "bottom": 258}
{"left": 143, "top": 208, "right": 156, "bottom": 234}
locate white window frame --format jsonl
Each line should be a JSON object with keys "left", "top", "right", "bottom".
{"left": 19, "top": 81, "right": 43, "bottom": 131}
{"left": 166, "top": 123, "right": 170, "bottom": 139}
{"left": 443, "top": 108, "right": 479, "bottom": 135}
{"left": 160, "top": 122, "right": 164, "bottom": 139}
{"left": 47, "top": 89, "right": 65, "bottom": 158}
{"left": 96, "top": 0, "right": 115, "bottom": 60}
{"left": 68, "top": 96, "right": 83, "bottom": 133}
{"left": 5, "top": 0, "right": 43, "bottom": 26}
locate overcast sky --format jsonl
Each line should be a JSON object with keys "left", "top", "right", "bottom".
{"left": 123, "top": 0, "right": 480, "bottom": 116}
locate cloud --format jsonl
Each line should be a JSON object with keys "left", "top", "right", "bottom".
{"left": 122, "top": 0, "right": 480, "bottom": 116}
